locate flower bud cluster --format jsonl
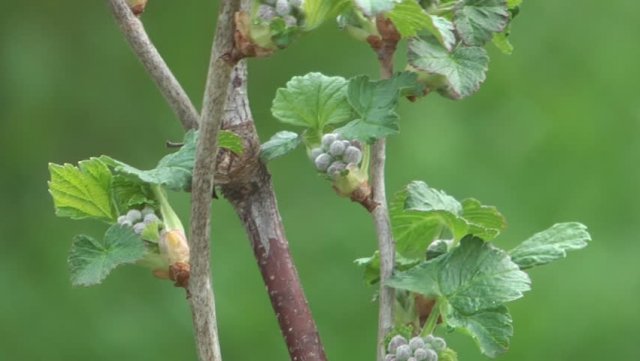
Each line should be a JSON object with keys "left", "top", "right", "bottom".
{"left": 310, "top": 133, "right": 363, "bottom": 178}
{"left": 117, "top": 206, "right": 161, "bottom": 236}
{"left": 257, "top": 0, "right": 304, "bottom": 27}
{"left": 386, "top": 335, "right": 447, "bottom": 361}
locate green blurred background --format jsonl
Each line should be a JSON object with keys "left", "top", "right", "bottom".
{"left": 1, "top": 1, "right": 638, "bottom": 360}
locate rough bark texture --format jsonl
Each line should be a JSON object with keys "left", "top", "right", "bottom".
{"left": 369, "top": 16, "right": 401, "bottom": 361}
{"left": 107, "top": 0, "right": 199, "bottom": 130}
{"left": 188, "top": 0, "right": 240, "bottom": 360}
{"left": 217, "top": 62, "right": 328, "bottom": 361}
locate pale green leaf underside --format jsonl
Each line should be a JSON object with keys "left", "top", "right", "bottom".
{"left": 388, "top": 1, "right": 456, "bottom": 50}
{"left": 260, "top": 131, "right": 302, "bottom": 161}
{"left": 102, "top": 130, "right": 197, "bottom": 192}
{"left": 510, "top": 222, "right": 591, "bottom": 269}
{"left": 271, "top": 73, "right": 352, "bottom": 132}
{"left": 409, "top": 35, "right": 489, "bottom": 99}
{"left": 454, "top": 0, "right": 510, "bottom": 46}
{"left": 461, "top": 198, "right": 507, "bottom": 240}
{"left": 387, "top": 236, "right": 530, "bottom": 314}
{"left": 446, "top": 304, "right": 513, "bottom": 358}
{"left": 303, "top": 0, "right": 350, "bottom": 30}
{"left": 68, "top": 225, "right": 147, "bottom": 286}
{"left": 48, "top": 158, "right": 114, "bottom": 221}
{"left": 353, "top": 0, "right": 397, "bottom": 16}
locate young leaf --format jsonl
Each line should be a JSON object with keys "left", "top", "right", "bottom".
{"left": 454, "top": 0, "right": 510, "bottom": 46}
{"left": 509, "top": 222, "right": 591, "bottom": 269}
{"left": 102, "top": 130, "right": 197, "bottom": 192}
{"left": 48, "top": 158, "right": 115, "bottom": 222}
{"left": 445, "top": 304, "right": 513, "bottom": 358}
{"left": 68, "top": 224, "right": 147, "bottom": 286}
{"left": 218, "top": 129, "right": 245, "bottom": 155}
{"left": 391, "top": 181, "right": 466, "bottom": 258}
{"left": 409, "top": 35, "right": 489, "bottom": 99}
{"left": 303, "top": 0, "right": 351, "bottom": 30}
{"left": 271, "top": 73, "right": 353, "bottom": 133}
{"left": 335, "top": 73, "right": 420, "bottom": 142}
{"left": 260, "top": 131, "right": 302, "bottom": 161}
{"left": 111, "top": 174, "right": 156, "bottom": 212}
{"left": 354, "top": 251, "right": 421, "bottom": 285}
{"left": 507, "top": 0, "right": 522, "bottom": 8}
{"left": 388, "top": 0, "right": 456, "bottom": 50}
{"left": 353, "top": 0, "right": 397, "bottom": 16}
{"left": 387, "top": 236, "right": 531, "bottom": 314}
{"left": 492, "top": 30, "right": 514, "bottom": 55}
{"left": 461, "top": 198, "right": 506, "bottom": 240}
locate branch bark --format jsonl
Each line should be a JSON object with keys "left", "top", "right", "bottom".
{"left": 188, "top": 0, "right": 241, "bottom": 360}
{"left": 216, "top": 63, "right": 328, "bottom": 361}
{"left": 106, "top": 0, "right": 199, "bottom": 130}
{"left": 369, "top": 16, "right": 401, "bottom": 361}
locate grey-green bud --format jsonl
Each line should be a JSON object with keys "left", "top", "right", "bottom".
{"left": 428, "top": 337, "right": 446, "bottom": 352}
{"left": 343, "top": 145, "right": 362, "bottom": 164}
{"left": 314, "top": 153, "right": 332, "bottom": 171}
{"left": 275, "top": 0, "right": 290, "bottom": 16}
{"left": 326, "top": 161, "right": 346, "bottom": 177}
{"left": 126, "top": 209, "right": 142, "bottom": 222}
{"left": 257, "top": 4, "right": 277, "bottom": 22}
{"left": 133, "top": 222, "right": 146, "bottom": 234}
{"left": 329, "top": 140, "right": 347, "bottom": 156}
{"left": 424, "top": 349, "right": 438, "bottom": 361}
{"left": 310, "top": 147, "right": 323, "bottom": 160}
{"left": 385, "top": 355, "right": 396, "bottom": 361}
{"left": 396, "top": 345, "right": 412, "bottom": 361}
{"left": 413, "top": 349, "right": 428, "bottom": 361}
{"left": 409, "top": 337, "right": 426, "bottom": 351}
{"left": 388, "top": 335, "right": 408, "bottom": 354}
{"left": 143, "top": 213, "right": 159, "bottom": 224}
{"left": 321, "top": 133, "right": 338, "bottom": 149}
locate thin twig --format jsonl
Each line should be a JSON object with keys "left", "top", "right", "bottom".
{"left": 106, "top": 0, "right": 199, "bottom": 130}
{"left": 369, "top": 16, "right": 400, "bottom": 361}
{"left": 188, "top": 0, "right": 241, "bottom": 360}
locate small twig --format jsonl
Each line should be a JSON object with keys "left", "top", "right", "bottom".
{"left": 188, "top": 1, "right": 241, "bottom": 361}
{"left": 369, "top": 16, "right": 400, "bottom": 361}
{"left": 106, "top": 0, "right": 199, "bottom": 130}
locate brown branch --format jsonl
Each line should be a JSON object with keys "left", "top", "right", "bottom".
{"left": 106, "top": 0, "right": 199, "bottom": 130}
{"left": 188, "top": 0, "right": 241, "bottom": 360}
{"left": 216, "top": 62, "right": 328, "bottom": 361}
{"left": 368, "top": 16, "right": 401, "bottom": 361}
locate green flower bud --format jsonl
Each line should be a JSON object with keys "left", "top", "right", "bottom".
{"left": 133, "top": 222, "right": 146, "bottom": 235}
{"left": 428, "top": 337, "right": 446, "bottom": 353}
{"left": 321, "top": 133, "right": 338, "bottom": 149}
{"left": 424, "top": 349, "right": 438, "bottom": 361}
{"left": 329, "top": 140, "right": 347, "bottom": 156}
{"left": 126, "top": 209, "right": 142, "bottom": 223}
{"left": 275, "top": 0, "right": 290, "bottom": 16}
{"left": 310, "top": 147, "right": 324, "bottom": 160}
{"left": 327, "top": 161, "right": 346, "bottom": 177}
{"left": 257, "top": 4, "right": 277, "bottom": 22}
{"left": 385, "top": 355, "right": 396, "bottom": 361}
{"left": 413, "top": 349, "right": 428, "bottom": 361}
{"left": 344, "top": 145, "right": 362, "bottom": 164}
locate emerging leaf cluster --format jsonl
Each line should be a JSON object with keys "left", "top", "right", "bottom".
{"left": 356, "top": 181, "right": 591, "bottom": 357}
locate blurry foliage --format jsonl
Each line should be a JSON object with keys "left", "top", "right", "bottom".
{"left": 1, "top": 1, "right": 639, "bottom": 361}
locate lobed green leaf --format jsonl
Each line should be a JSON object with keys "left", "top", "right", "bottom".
{"left": 454, "top": 0, "right": 510, "bottom": 46}
{"left": 271, "top": 73, "right": 353, "bottom": 133}
{"left": 445, "top": 304, "right": 513, "bottom": 357}
{"left": 509, "top": 222, "right": 591, "bottom": 269}
{"left": 48, "top": 158, "right": 115, "bottom": 222}
{"left": 68, "top": 224, "right": 147, "bottom": 286}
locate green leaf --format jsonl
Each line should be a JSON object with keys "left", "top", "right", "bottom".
{"left": 492, "top": 30, "right": 514, "bottom": 55}
{"left": 409, "top": 35, "right": 489, "bottom": 99}
{"left": 303, "top": 0, "right": 351, "bottom": 30}
{"left": 461, "top": 198, "right": 506, "bottom": 240}
{"left": 507, "top": 0, "right": 522, "bottom": 8}
{"left": 353, "top": 0, "right": 397, "bottom": 16}
{"left": 391, "top": 182, "right": 507, "bottom": 258}
{"left": 111, "top": 174, "right": 156, "bottom": 212}
{"left": 218, "top": 130, "right": 244, "bottom": 155}
{"left": 445, "top": 304, "right": 513, "bottom": 357}
{"left": 68, "top": 224, "right": 147, "bottom": 286}
{"left": 391, "top": 181, "right": 466, "bottom": 258}
{"left": 355, "top": 251, "right": 421, "bottom": 285}
{"left": 336, "top": 73, "right": 421, "bottom": 142}
{"left": 509, "top": 222, "right": 591, "bottom": 269}
{"left": 387, "top": 236, "right": 530, "bottom": 314}
{"left": 439, "top": 348, "right": 459, "bottom": 361}
{"left": 48, "top": 158, "right": 115, "bottom": 222}
{"left": 102, "top": 130, "right": 197, "bottom": 192}
{"left": 260, "top": 131, "right": 302, "bottom": 162}
{"left": 271, "top": 73, "right": 353, "bottom": 133}
{"left": 388, "top": 1, "right": 456, "bottom": 50}
{"left": 454, "top": 0, "right": 510, "bottom": 46}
